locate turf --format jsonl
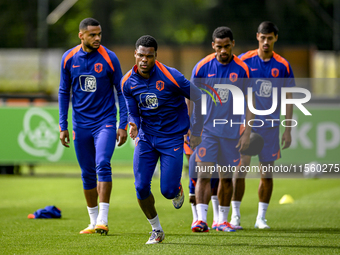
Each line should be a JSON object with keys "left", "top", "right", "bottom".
{"left": 0, "top": 167, "right": 340, "bottom": 254}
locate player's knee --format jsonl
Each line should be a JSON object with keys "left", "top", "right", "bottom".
{"left": 96, "top": 160, "right": 112, "bottom": 182}
{"left": 135, "top": 184, "right": 151, "bottom": 200}
{"left": 161, "top": 187, "right": 178, "bottom": 199}
{"left": 261, "top": 177, "right": 273, "bottom": 183}
{"left": 81, "top": 172, "right": 97, "bottom": 190}
{"left": 220, "top": 178, "right": 232, "bottom": 186}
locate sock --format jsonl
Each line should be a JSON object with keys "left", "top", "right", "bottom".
{"left": 87, "top": 206, "right": 98, "bottom": 227}
{"left": 196, "top": 203, "right": 209, "bottom": 223}
{"left": 191, "top": 203, "right": 198, "bottom": 223}
{"left": 211, "top": 195, "right": 219, "bottom": 223}
{"left": 97, "top": 202, "right": 109, "bottom": 225}
{"left": 218, "top": 206, "right": 230, "bottom": 224}
{"left": 231, "top": 201, "right": 241, "bottom": 218}
{"left": 147, "top": 215, "right": 163, "bottom": 231}
{"left": 257, "top": 202, "right": 269, "bottom": 219}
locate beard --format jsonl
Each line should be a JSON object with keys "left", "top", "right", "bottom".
{"left": 83, "top": 41, "right": 100, "bottom": 51}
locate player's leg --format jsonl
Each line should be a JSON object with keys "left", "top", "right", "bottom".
{"left": 255, "top": 126, "right": 280, "bottom": 229}
{"left": 134, "top": 133, "right": 164, "bottom": 244}
{"left": 210, "top": 176, "right": 219, "bottom": 229}
{"left": 217, "top": 175, "right": 235, "bottom": 232}
{"left": 193, "top": 134, "right": 218, "bottom": 232}
{"left": 188, "top": 150, "right": 198, "bottom": 227}
{"left": 216, "top": 138, "right": 241, "bottom": 232}
{"left": 231, "top": 154, "right": 251, "bottom": 227}
{"left": 258, "top": 161, "right": 274, "bottom": 204}
{"left": 73, "top": 126, "right": 98, "bottom": 234}
{"left": 92, "top": 124, "right": 117, "bottom": 234}
{"left": 157, "top": 135, "right": 184, "bottom": 207}
{"left": 254, "top": 160, "right": 274, "bottom": 229}
{"left": 193, "top": 161, "right": 212, "bottom": 232}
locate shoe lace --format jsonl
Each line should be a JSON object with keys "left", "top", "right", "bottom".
{"left": 219, "top": 222, "right": 232, "bottom": 228}
{"left": 149, "top": 230, "right": 160, "bottom": 240}
{"left": 197, "top": 221, "right": 207, "bottom": 228}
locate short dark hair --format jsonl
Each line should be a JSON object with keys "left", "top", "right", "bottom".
{"left": 79, "top": 18, "right": 100, "bottom": 31}
{"left": 257, "top": 21, "right": 279, "bottom": 36}
{"left": 212, "top": 27, "right": 233, "bottom": 41}
{"left": 135, "top": 35, "right": 158, "bottom": 51}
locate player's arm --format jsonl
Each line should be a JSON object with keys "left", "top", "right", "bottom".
{"left": 112, "top": 56, "right": 128, "bottom": 146}
{"left": 188, "top": 85, "right": 203, "bottom": 150}
{"left": 175, "top": 72, "right": 203, "bottom": 149}
{"left": 184, "top": 98, "right": 193, "bottom": 144}
{"left": 188, "top": 66, "right": 205, "bottom": 149}
{"left": 282, "top": 92, "right": 293, "bottom": 149}
{"left": 236, "top": 68, "right": 255, "bottom": 152}
{"left": 58, "top": 56, "right": 71, "bottom": 148}
{"left": 237, "top": 92, "right": 255, "bottom": 152}
{"left": 281, "top": 63, "right": 295, "bottom": 149}
{"left": 122, "top": 80, "right": 140, "bottom": 140}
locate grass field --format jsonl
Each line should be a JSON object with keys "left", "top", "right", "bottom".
{"left": 1, "top": 165, "right": 340, "bottom": 254}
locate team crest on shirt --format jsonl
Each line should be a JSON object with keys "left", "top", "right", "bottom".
{"left": 198, "top": 147, "right": 206, "bottom": 157}
{"left": 94, "top": 63, "right": 103, "bottom": 73}
{"left": 271, "top": 68, "right": 279, "bottom": 78}
{"left": 214, "top": 84, "right": 230, "bottom": 103}
{"left": 256, "top": 79, "right": 272, "bottom": 97}
{"left": 229, "top": 72, "right": 238, "bottom": 82}
{"left": 79, "top": 75, "right": 97, "bottom": 92}
{"left": 156, "top": 80, "right": 164, "bottom": 91}
{"left": 140, "top": 93, "right": 159, "bottom": 109}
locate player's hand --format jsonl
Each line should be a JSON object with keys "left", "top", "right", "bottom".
{"left": 116, "top": 128, "right": 127, "bottom": 147}
{"left": 281, "top": 130, "right": 292, "bottom": 149}
{"left": 60, "top": 130, "right": 70, "bottom": 148}
{"left": 129, "top": 122, "right": 138, "bottom": 140}
{"left": 236, "top": 133, "right": 250, "bottom": 152}
{"left": 190, "top": 134, "right": 201, "bottom": 150}
{"left": 184, "top": 129, "right": 191, "bottom": 144}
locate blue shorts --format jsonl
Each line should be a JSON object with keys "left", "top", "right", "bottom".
{"left": 189, "top": 150, "right": 219, "bottom": 194}
{"left": 73, "top": 123, "right": 117, "bottom": 190}
{"left": 253, "top": 126, "right": 281, "bottom": 163}
{"left": 196, "top": 132, "right": 241, "bottom": 167}
{"left": 133, "top": 130, "right": 183, "bottom": 200}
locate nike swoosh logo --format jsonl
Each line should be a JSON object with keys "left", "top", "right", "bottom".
{"left": 208, "top": 74, "right": 216, "bottom": 77}
{"left": 174, "top": 147, "right": 181, "bottom": 151}
{"left": 272, "top": 153, "right": 277, "bottom": 157}
{"left": 130, "top": 85, "right": 138, "bottom": 89}
{"left": 251, "top": 68, "right": 258, "bottom": 71}
{"left": 72, "top": 65, "right": 80, "bottom": 68}
{"left": 233, "top": 158, "right": 240, "bottom": 163}
{"left": 106, "top": 125, "right": 113, "bottom": 127}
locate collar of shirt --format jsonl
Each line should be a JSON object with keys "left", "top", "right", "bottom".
{"left": 79, "top": 46, "right": 98, "bottom": 56}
